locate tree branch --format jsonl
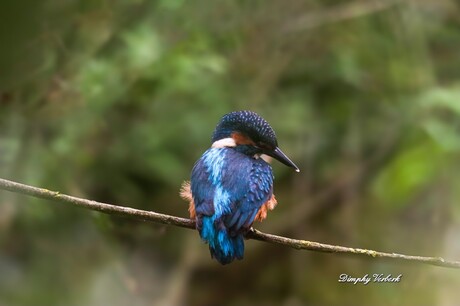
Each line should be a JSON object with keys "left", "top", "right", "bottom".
{"left": 0, "top": 177, "right": 458, "bottom": 269}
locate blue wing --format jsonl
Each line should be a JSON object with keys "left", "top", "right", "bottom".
{"left": 221, "top": 151, "right": 273, "bottom": 234}
{"left": 190, "top": 147, "right": 273, "bottom": 264}
{"left": 191, "top": 148, "right": 273, "bottom": 233}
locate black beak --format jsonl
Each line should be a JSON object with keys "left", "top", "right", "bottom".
{"left": 266, "top": 147, "right": 300, "bottom": 172}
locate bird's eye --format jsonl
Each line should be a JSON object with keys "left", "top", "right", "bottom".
{"left": 257, "top": 142, "right": 271, "bottom": 150}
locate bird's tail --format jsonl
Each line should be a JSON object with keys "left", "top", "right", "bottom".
{"left": 200, "top": 216, "right": 244, "bottom": 265}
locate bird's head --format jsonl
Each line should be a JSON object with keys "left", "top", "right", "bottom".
{"left": 211, "top": 110, "right": 300, "bottom": 172}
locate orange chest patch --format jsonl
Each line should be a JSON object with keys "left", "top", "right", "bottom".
{"left": 180, "top": 181, "right": 196, "bottom": 219}
{"left": 254, "top": 194, "right": 277, "bottom": 222}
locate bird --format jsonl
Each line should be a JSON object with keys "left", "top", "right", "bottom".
{"left": 180, "top": 110, "right": 299, "bottom": 264}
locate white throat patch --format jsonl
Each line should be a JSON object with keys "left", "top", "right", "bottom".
{"left": 260, "top": 154, "right": 272, "bottom": 163}
{"left": 211, "top": 137, "right": 237, "bottom": 148}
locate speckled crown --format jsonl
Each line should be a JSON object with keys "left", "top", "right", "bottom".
{"left": 211, "top": 111, "right": 277, "bottom": 147}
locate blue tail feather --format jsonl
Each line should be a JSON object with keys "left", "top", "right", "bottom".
{"left": 200, "top": 216, "right": 244, "bottom": 264}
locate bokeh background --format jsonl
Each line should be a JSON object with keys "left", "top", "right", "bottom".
{"left": 1, "top": 0, "right": 460, "bottom": 305}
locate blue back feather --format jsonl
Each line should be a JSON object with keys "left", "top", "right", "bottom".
{"left": 191, "top": 147, "right": 273, "bottom": 264}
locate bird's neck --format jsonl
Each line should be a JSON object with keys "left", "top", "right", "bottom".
{"left": 233, "top": 145, "right": 261, "bottom": 157}
{"left": 211, "top": 137, "right": 261, "bottom": 158}
{"left": 211, "top": 137, "right": 236, "bottom": 148}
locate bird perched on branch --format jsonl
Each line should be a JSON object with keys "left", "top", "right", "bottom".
{"left": 181, "top": 110, "right": 299, "bottom": 264}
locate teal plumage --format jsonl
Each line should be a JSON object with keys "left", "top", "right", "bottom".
{"left": 182, "top": 111, "right": 299, "bottom": 264}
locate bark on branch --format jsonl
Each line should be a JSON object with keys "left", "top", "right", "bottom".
{"left": 0, "top": 177, "right": 458, "bottom": 269}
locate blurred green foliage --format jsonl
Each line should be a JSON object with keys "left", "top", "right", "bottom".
{"left": 1, "top": 0, "right": 460, "bottom": 305}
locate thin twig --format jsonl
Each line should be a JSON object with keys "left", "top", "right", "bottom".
{"left": 0, "top": 178, "right": 195, "bottom": 229}
{"left": 0, "top": 177, "right": 459, "bottom": 269}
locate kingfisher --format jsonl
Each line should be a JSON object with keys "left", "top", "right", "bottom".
{"left": 180, "top": 110, "right": 299, "bottom": 264}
